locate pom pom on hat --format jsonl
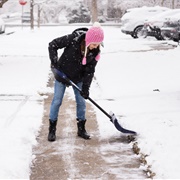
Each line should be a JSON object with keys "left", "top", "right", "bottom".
{"left": 82, "top": 22, "right": 104, "bottom": 65}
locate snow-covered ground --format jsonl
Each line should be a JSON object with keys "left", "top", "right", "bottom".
{"left": 0, "top": 25, "right": 180, "bottom": 179}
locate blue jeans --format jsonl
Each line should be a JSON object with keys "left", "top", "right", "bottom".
{"left": 49, "top": 80, "right": 86, "bottom": 121}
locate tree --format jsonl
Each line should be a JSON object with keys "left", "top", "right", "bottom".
{"left": 66, "top": 2, "right": 91, "bottom": 23}
{"left": 30, "top": 0, "right": 34, "bottom": 29}
{"left": 172, "top": 0, "right": 175, "bottom": 8}
{"left": 0, "top": 0, "right": 8, "bottom": 8}
{"left": 41, "top": 1, "right": 66, "bottom": 23}
{"left": 161, "top": 0, "right": 165, "bottom": 6}
{"left": 91, "top": 0, "right": 98, "bottom": 23}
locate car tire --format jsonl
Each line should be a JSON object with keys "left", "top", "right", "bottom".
{"left": 132, "top": 25, "right": 144, "bottom": 38}
{"left": 154, "top": 28, "right": 164, "bottom": 40}
{"left": 161, "top": 31, "right": 170, "bottom": 40}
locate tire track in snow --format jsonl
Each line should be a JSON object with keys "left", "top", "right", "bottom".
{"left": 4, "top": 95, "right": 30, "bottom": 127}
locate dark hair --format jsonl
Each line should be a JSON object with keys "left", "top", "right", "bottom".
{"left": 81, "top": 39, "right": 100, "bottom": 56}
{"left": 81, "top": 39, "right": 86, "bottom": 56}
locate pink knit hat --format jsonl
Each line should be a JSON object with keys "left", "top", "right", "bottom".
{"left": 82, "top": 22, "right": 104, "bottom": 65}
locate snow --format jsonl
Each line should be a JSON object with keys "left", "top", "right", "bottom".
{"left": 0, "top": 25, "right": 180, "bottom": 179}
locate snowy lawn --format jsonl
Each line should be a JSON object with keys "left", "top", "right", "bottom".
{"left": 0, "top": 25, "right": 180, "bottom": 179}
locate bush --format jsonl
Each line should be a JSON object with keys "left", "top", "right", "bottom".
{"left": 67, "top": 2, "right": 91, "bottom": 23}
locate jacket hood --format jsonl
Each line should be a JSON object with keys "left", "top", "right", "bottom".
{"left": 72, "top": 27, "right": 88, "bottom": 43}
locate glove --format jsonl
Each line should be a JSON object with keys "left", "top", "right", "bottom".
{"left": 80, "top": 89, "right": 89, "bottom": 99}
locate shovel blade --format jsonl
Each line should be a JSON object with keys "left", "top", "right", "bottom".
{"left": 109, "top": 111, "right": 137, "bottom": 135}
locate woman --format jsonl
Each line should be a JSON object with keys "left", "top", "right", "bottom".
{"left": 48, "top": 22, "right": 104, "bottom": 141}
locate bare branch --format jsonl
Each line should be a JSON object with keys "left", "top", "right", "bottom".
{"left": 0, "top": 0, "right": 8, "bottom": 8}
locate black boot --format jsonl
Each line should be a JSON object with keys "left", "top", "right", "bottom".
{"left": 48, "top": 120, "right": 57, "bottom": 141}
{"left": 77, "top": 119, "right": 90, "bottom": 139}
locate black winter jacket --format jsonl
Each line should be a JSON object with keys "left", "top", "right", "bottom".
{"left": 48, "top": 28, "right": 100, "bottom": 91}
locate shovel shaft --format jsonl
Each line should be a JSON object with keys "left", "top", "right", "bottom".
{"left": 67, "top": 77, "right": 112, "bottom": 119}
{"left": 53, "top": 68, "right": 137, "bottom": 134}
{"left": 87, "top": 97, "right": 111, "bottom": 119}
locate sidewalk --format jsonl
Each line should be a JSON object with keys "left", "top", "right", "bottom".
{"left": 30, "top": 76, "right": 146, "bottom": 180}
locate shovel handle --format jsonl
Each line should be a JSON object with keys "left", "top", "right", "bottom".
{"left": 54, "top": 68, "right": 112, "bottom": 119}
{"left": 53, "top": 68, "right": 137, "bottom": 134}
{"left": 58, "top": 69, "right": 112, "bottom": 119}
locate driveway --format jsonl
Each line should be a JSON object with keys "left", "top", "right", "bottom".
{"left": 30, "top": 75, "right": 146, "bottom": 180}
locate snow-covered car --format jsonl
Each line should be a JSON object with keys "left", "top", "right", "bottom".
{"left": 21, "top": 12, "right": 38, "bottom": 23}
{"left": 21, "top": 12, "right": 31, "bottom": 23}
{"left": 143, "top": 9, "right": 180, "bottom": 40}
{"left": 121, "top": 6, "right": 170, "bottom": 38}
{"left": 161, "top": 20, "right": 180, "bottom": 42}
{"left": 0, "top": 17, "right": 5, "bottom": 34}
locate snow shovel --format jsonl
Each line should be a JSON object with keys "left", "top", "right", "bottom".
{"left": 53, "top": 68, "right": 137, "bottom": 135}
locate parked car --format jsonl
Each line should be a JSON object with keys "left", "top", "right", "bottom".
{"left": 142, "top": 9, "right": 180, "bottom": 40}
{"left": 21, "top": 12, "right": 31, "bottom": 23}
{"left": 0, "top": 17, "right": 5, "bottom": 34}
{"left": 121, "top": 6, "right": 170, "bottom": 38}
{"left": 161, "top": 20, "right": 180, "bottom": 42}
